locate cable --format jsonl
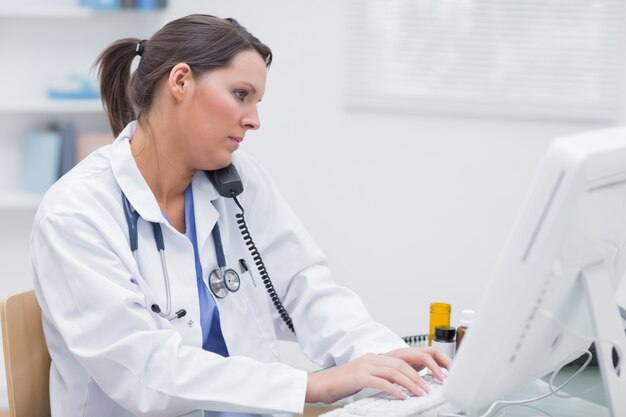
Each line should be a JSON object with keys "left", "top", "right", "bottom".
{"left": 547, "top": 350, "right": 593, "bottom": 397}
{"left": 438, "top": 350, "right": 592, "bottom": 417}
{"left": 537, "top": 308, "right": 620, "bottom": 398}
{"left": 233, "top": 196, "right": 295, "bottom": 333}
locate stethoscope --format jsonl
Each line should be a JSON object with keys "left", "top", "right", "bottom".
{"left": 122, "top": 193, "right": 240, "bottom": 321}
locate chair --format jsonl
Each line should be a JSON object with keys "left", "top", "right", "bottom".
{"left": 0, "top": 289, "right": 51, "bottom": 417}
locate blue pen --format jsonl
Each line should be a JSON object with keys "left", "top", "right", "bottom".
{"left": 238, "top": 258, "right": 257, "bottom": 287}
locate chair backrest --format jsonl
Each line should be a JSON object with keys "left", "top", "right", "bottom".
{"left": 0, "top": 289, "right": 51, "bottom": 417}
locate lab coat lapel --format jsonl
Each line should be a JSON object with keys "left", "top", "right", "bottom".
{"left": 109, "top": 121, "right": 164, "bottom": 223}
{"left": 191, "top": 171, "right": 220, "bottom": 263}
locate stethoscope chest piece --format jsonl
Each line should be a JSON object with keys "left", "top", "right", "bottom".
{"left": 209, "top": 267, "right": 241, "bottom": 298}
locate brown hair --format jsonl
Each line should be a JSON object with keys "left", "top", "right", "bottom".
{"left": 94, "top": 14, "right": 272, "bottom": 136}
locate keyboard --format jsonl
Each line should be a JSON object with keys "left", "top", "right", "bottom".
{"left": 319, "top": 374, "right": 459, "bottom": 417}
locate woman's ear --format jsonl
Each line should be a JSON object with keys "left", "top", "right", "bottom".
{"left": 168, "top": 63, "right": 193, "bottom": 102}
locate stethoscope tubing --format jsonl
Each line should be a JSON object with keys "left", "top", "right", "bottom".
{"left": 124, "top": 194, "right": 174, "bottom": 318}
{"left": 122, "top": 192, "right": 139, "bottom": 252}
{"left": 122, "top": 192, "right": 240, "bottom": 320}
{"left": 211, "top": 221, "right": 227, "bottom": 268}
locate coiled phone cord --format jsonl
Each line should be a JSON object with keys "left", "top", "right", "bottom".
{"left": 233, "top": 196, "right": 296, "bottom": 333}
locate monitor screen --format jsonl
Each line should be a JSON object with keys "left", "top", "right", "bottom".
{"left": 443, "top": 127, "right": 626, "bottom": 416}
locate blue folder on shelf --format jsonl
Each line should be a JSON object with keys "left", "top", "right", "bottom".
{"left": 56, "top": 122, "right": 77, "bottom": 178}
{"left": 22, "top": 130, "right": 63, "bottom": 195}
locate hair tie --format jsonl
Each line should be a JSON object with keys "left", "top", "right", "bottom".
{"left": 136, "top": 40, "right": 147, "bottom": 57}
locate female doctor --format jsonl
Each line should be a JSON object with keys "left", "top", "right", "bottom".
{"left": 30, "top": 14, "right": 451, "bottom": 417}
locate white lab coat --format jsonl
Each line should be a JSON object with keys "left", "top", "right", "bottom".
{"left": 30, "top": 122, "right": 407, "bottom": 417}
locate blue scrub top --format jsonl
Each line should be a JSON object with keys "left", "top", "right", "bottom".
{"left": 184, "top": 185, "right": 229, "bottom": 356}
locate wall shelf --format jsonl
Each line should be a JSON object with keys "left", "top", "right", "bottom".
{"left": 0, "top": 193, "right": 41, "bottom": 211}
{"left": 0, "top": 6, "right": 94, "bottom": 18}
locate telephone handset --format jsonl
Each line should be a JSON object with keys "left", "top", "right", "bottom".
{"left": 204, "top": 164, "right": 244, "bottom": 198}
{"left": 204, "top": 164, "right": 296, "bottom": 333}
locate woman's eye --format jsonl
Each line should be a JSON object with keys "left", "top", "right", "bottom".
{"left": 234, "top": 90, "right": 248, "bottom": 101}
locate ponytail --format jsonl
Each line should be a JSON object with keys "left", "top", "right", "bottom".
{"left": 94, "top": 37, "right": 140, "bottom": 137}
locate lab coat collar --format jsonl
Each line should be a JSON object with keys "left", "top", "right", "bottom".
{"left": 191, "top": 170, "right": 220, "bottom": 252}
{"left": 110, "top": 121, "right": 221, "bottom": 226}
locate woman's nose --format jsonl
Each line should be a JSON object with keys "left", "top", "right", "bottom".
{"left": 242, "top": 106, "right": 261, "bottom": 130}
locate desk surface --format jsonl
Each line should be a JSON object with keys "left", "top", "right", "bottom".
{"left": 302, "top": 405, "right": 342, "bottom": 417}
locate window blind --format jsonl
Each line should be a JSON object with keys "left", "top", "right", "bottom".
{"left": 346, "top": 0, "right": 626, "bottom": 122}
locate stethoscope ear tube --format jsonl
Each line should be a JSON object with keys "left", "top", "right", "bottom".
{"left": 151, "top": 303, "right": 187, "bottom": 320}
{"left": 151, "top": 222, "right": 165, "bottom": 251}
{"left": 122, "top": 193, "right": 140, "bottom": 252}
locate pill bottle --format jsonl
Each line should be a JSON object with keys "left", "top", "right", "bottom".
{"left": 455, "top": 309, "right": 475, "bottom": 351}
{"left": 429, "top": 302, "right": 451, "bottom": 346}
{"left": 432, "top": 326, "right": 456, "bottom": 359}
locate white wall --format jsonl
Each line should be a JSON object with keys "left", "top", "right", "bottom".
{"left": 164, "top": 0, "right": 611, "bottom": 338}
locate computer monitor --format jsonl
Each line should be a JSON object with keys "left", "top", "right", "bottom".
{"left": 443, "top": 127, "right": 626, "bottom": 416}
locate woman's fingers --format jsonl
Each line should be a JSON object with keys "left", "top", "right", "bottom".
{"left": 368, "top": 365, "right": 427, "bottom": 397}
{"left": 414, "top": 351, "right": 447, "bottom": 382}
{"left": 360, "top": 374, "right": 411, "bottom": 400}
{"left": 384, "top": 347, "right": 452, "bottom": 382}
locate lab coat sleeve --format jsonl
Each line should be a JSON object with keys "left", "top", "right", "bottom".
{"left": 31, "top": 213, "right": 307, "bottom": 417}
{"left": 235, "top": 155, "right": 408, "bottom": 368}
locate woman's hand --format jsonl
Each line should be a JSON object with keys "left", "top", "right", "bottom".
{"left": 305, "top": 347, "right": 452, "bottom": 404}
